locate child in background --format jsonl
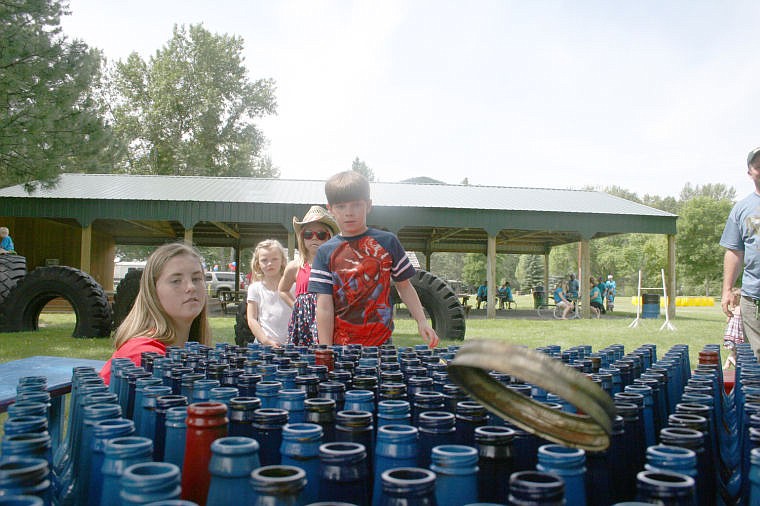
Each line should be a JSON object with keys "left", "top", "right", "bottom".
{"left": 247, "top": 239, "right": 291, "bottom": 347}
{"left": 724, "top": 286, "right": 744, "bottom": 368}
{"left": 99, "top": 242, "right": 211, "bottom": 384}
{"left": 309, "top": 170, "right": 439, "bottom": 349}
{"left": 0, "top": 226, "right": 15, "bottom": 254}
{"left": 279, "top": 206, "right": 338, "bottom": 346}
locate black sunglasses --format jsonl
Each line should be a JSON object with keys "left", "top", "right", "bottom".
{"left": 303, "top": 230, "right": 330, "bottom": 240}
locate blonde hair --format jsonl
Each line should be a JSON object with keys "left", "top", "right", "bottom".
{"left": 250, "top": 239, "right": 287, "bottom": 281}
{"left": 113, "top": 243, "right": 211, "bottom": 349}
{"left": 730, "top": 287, "right": 742, "bottom": 308}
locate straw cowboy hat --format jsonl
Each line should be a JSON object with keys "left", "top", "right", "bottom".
{"left": 293, "top": 206, "right": 339, "bottom": 237}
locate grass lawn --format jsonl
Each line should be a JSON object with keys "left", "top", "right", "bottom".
{"left": 0, "top": 294, "right": 726, "bottom": 368}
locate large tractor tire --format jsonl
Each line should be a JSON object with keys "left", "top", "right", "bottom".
{"left": 234, "top": 299, "right": 255, "bottom": 346}
{"left": 112, "top": 269, "right": 143, "bottom": 330}
{"left": 0, "top": 254, "right": 26, "bottom": 305}
{"left": 392, "top": 270, "right": 466, "bottom": 341}
{"left": 0, "top": 266, "right": 112, "bottom": 338}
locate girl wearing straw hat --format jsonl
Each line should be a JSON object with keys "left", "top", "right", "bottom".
{"left": 279, "top": 206, "right": 339, "bottom": 345}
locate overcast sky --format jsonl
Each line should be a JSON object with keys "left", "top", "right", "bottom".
{"left": 61, "top": 0, "right": 760, "bottom": 198}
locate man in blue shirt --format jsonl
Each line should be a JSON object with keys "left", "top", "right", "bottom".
{"left": 721, "top": 146, "right": 760, "bottom": 356}
{"left": 566, "top": 273, "right": 579, "bottom": 301}
{"left": 476, "top": 281, "right": 488, "bottom": 309}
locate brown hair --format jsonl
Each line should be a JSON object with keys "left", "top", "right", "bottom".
{"left": 325, "top": 171, "right": 371, "bottom": 204}
{"left": 113, "top": 242, "right": 211, "bottom": 349}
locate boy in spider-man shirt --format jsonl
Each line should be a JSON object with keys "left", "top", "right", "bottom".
{"left": 308, "top": 170, "right": 439, "bottom": 348}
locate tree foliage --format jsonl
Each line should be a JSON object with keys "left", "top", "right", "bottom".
{"left": 352, "top": 157, "right": 375, "bottom": 181}
{"left": 0, "top": 0, "right": 111, "bottom": 189}
{"left": 109, "top": 24, "right": 277, "bottom": 176}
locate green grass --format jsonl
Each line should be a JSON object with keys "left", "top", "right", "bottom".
{"left": 1, "top": 295, "right": 726, "bottom": 369}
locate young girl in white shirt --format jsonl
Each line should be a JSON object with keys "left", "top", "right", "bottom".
{"left": 246, "top": 239, "right": 291, "bottom": 347}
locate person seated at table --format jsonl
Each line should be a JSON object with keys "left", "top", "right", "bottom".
{"left": 99, "top": 242, "right": 212, "bottom": 384}
{"left": 589, "top": 276, "right": 605, "bottom": 318}
{"left": 497, "top": 281, "right": 514, "bottom": 309}
{"left": 553, "top": 282, "right": 574, "bottom": 319}
{"left": 476, "top": 281, "right": 488, "bottom": 309}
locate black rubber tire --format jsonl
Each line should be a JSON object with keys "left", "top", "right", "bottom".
{"left": 112, "top": 269, "right": 143, "bottom": 330}
{"left": 392, "top": 270, "right": 466, "bottom": 341}
{"left": 234, "top": 298, "right": 255, "bottom": 346}
{"left": 0, "top": 266, "right": 112, "bottom": 338}
{"left": 0, "top": 254, "right": 26, "bottom": 305}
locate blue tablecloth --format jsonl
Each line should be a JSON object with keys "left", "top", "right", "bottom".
{"left": 0, "top": 355, "right": 105, "bottom": 412}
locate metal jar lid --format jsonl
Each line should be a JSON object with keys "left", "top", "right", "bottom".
{"left": 447, "top": 340, "right": 617, "bottom": 451}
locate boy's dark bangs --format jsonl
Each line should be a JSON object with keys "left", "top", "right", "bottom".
{"left": 327, "top": 181, "right": 370, "bottom": 204}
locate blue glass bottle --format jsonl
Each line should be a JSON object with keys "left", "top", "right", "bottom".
{"left": 280, "top": 423, "right": 323, "bottom": 505}
{"left": 431, "top": 445, "right": 479, "bottom": 506}
{"left": 455, "top": 401, "right": 488, "bottom": 448}
{"left": 132, "top": 377, "right": 163, "bottom": 431}
{"left": 209, "top": 386, "right": 239, "bottom": 406}
{"left": 1, "top": 433, "right": 52, "bottom": 466}
{"left": 372, "top": 424, "right": 419, "bottom": 506}
{"left": 625, "top": 385, "right": 656, "bottom": 448}
{"left": 305, "top": 398, "right": 337, "bottom": 443}
{"left": 88, "top": 418, "right": 135, "bottom": 506}
{"left": 317, "top": 442, "right": 370, "bottom": 506}
{"left": 659, "top": 426, "right": 711, "bottom": 506}
{"left": 191, "top": 379, "right": 221, "bottom": 403}
{"left": 335, "top": 410, "right": 375, "bottom": 481}
{"left": 378, "top": 467, "right": 437, "bottom": 506}
{"left": 417, "top": 411, "right": 456, "bottom": 469}
{"left": 136, "top": 385, "right": 172, "bottom": 440}
{"left": 74, "top": 402, "right": 122, "bottom": 505}
{"left": 345, "top": 390, "right": 376, "bottom": 417}
{"left": 249, "top": 465, "right": 307, "bottom": 505}
{"left": 256, "top": 381, "right": 283, "bottom": 409}
{"left": 99, "top": 436, "right": 153, "bottom": 506}
{"left": 645, "top": 444, "right": 697, "bottom": 483}
{"left": 412, "top": 391, "right": 446, "bottom": 426}
{"left": 536, "top": 444, "right": 586, "bottom": 505}
{"left": 751, "top": 447, "right": 760, "bottom": 506}
{"left": 635, "top": 470, "right": 695, "bottom": 505}
{"left": 119, "top": 462, "right": 182, "bottom": 506}
{"left": 318, "top": 381, "right": 346, "bottom": 411}
{"left": 251, "top": 408, "right": 289, "bottom": 466}
{"left": 508, "top": 470, "right": 565, "bottom": 505}
{"left": 475, "top": 425, "right": 514, "bottom": 504}
{"left": 0, "top": 457, "right": 51, "bottom": 505}
{"left": 228, "top": 397, "right": 262, "bottom": 438}
{"left": 163, "top": 406, "right": 189, "bottom": 471}
{"left": 278, "top": 389, "right": 307, "bottom": 423}
{"left": 377, "top": 400, "right": 411, "bottom": 428}
{"left": 206, "top": 437, "right": 260, "bottom": 506}
{"left": 153, "top": 394, "right": 188, "bottom": 461}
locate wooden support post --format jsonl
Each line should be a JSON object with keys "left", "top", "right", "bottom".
{"left": 80, "top": 224, "right": 92, "bottom": 274}
{"left": 667, "top": 234, "right": 677, "bottom": 320}
{"left": 288, "top": 232, "right": 295, "bottom": 261}
{"left": 184, "top": 228, "right": 193, "bottom": 245}
{"left": 580, "top": 238, "right": 591, "bottom": 319}
{"left": 487, "top": 235, "right": 496, "bottom": 319}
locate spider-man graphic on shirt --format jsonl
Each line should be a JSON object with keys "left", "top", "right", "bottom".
{"left": 308, "top": 228, "right": 415, "bottom": 346}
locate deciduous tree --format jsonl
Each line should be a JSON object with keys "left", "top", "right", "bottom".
{"left": 110, "top": 24, "right": 277, "bottom": 176}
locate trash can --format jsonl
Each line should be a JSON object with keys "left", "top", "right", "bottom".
{"left": 533, "top": 287, "right": 546, "bottom": 308}
{"left": 641, "top": 293, "right": 660, "bottom": 319}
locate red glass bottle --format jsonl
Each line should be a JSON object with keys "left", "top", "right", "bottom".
{"left": 180, "top": 402, "right": 228, "bottom": 506}
{"left": 315, "top": 348, "right": 335, "bottom": 372}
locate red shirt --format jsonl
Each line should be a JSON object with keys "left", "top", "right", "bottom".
{"left": 98, "top": 337, "right": 167, "bottom": 385}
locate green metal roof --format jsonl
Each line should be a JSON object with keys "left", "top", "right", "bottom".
{"left": 0, "top": 173, "right": 677, "bottom": 253}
